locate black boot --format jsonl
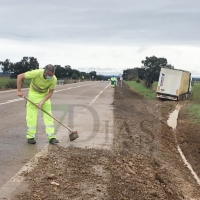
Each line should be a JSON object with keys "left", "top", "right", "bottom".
{"left": 49, "top": 138, "right": 59, "bottom": 144}
{"left": 27, "top": 138, "right": 36, "bottom": 144}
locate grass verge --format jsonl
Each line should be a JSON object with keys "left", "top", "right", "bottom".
{"left": 183, "top": 82, "right": 200, "bottom": 123}
{"left": 185, "top": 103, "right": 200, "bottom": 123}
{"left": 124, "top": 81, "right": 157, "bottom": 100}
{"left": 0, "top": 78, "right": 30, "bottom": 89}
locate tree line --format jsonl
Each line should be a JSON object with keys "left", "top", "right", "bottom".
{"left": 0, "top": 57, "right": 104, "bottom": 80}
{"left": 1, "top": 55, "right": 174, "bottom": 84}
{"left": 123, "top": 56, "right": 174, "bottom": 87}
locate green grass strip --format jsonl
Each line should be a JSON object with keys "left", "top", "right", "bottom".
{"left": 0, "top": 77, "right": 30, "bottom": 89}
{"left": 191, "top": 82, "right": 200, "bottom": 103}
{"left": 185, "top": 103, "right": 200, "bottom": 123}
{"left": 183, "top": 82, "right": 200, "bottom": 123}
{"left": 124, "top": 81, "right": 156, "bottom": 100}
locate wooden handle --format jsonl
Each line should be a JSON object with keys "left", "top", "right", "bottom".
{"left": 23, "top": 96, "right": 73, "bottom": 132}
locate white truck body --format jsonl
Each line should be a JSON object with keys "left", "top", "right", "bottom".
{"left": 156, "top": 68, "right": 191, "bottom": 100}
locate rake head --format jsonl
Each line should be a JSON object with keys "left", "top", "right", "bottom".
{"left": 69, "top": 130, "right": 79, "bottom": 141}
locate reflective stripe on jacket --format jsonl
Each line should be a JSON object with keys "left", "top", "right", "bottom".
{"left": 31, "top": 81, "right": 49, "bottom": 93}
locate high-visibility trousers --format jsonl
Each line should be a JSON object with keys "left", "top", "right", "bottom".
{"left": 111, "top": 80, "right": 115, "bottom": 87}
{"left": 26, "top": 89, "right": 56, "bottom": 140}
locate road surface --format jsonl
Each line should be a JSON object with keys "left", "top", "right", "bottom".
{"left": 0, "top": 81, "right": 113, "bottom": 198}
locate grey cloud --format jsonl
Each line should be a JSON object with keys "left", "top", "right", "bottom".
{"left": 77, "top": 66, "right": 121, "bottom": 75}
{"left": 79, "top": 67, "right": 116, "bottom": 71}
{"left": 1, "top": 0, "right": 200, "bottom": 46}
{"left": 90, "top": 54, "right": 98, "bottom": 58}
{"left": 191, "top": 70, "right": 200, "bottom": 77}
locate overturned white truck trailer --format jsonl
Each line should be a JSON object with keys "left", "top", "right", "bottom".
{"left": 156, "top": 68, "right": 192, "bottom": 100}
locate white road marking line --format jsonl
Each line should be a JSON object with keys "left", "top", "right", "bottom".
{"left": 57, "top": 83, "right": 111, "bottom": 144}
{"left": 55, "top": 82, "right": 99, "bottom": 93}
{"left": 7, "top": 98, "right": 22, "bottom": 102}
{"left": 89, "top": 84, "right": 110, "bottom": 105}
{"left": 0, "top": 88, "right": 29, "bottom": 94}
{"left": 0, "top": 99, "right": 23, "bottom": 105}
{"left": 0, "top": 81, "right": 86, "bottom": 94}
{"left": 0, "top": 82, "right": 100, "bottom": 106}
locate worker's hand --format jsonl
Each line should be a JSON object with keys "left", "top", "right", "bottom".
{"left": 17, "top": 91, "right": 24, "bottom": 97}
{"left": 37, "top": 101, "right": 44, "bottom": 109}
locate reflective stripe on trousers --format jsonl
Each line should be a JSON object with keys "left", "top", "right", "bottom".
{"left": 26, "top": 100, "right": 55, "bottom": 140}
{"left": 27, "top": 126, "right": 36, "bottom": 138}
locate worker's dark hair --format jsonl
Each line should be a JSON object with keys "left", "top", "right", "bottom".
{"left": 45, "top": 64, "right": 55, "bottom": 73}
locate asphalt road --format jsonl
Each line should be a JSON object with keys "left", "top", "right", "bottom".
{"left": 0, "top": 81, "right": 113, "bottom": 191}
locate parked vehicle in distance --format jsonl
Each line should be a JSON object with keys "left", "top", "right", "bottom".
{"left": 156, "top": 68, "right": 192, "bottom": 100}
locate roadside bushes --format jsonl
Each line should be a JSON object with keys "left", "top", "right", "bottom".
{"left": 4, "top": 80, "right": 17, "bottom": 89}
{"left": 136, "top": 78, "right": 141, "bottom": 83}
{"left": 63, "top": 79, "right": 80, "bottom": 84}
{"left": 1, "top": 79, "right": 30, "bottom": 89}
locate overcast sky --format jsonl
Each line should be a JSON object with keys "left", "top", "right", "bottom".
{"left": 0, "top": 0, "right": 200, "bottom": 76}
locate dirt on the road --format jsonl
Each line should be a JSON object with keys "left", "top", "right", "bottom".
{"left": 11, "top": 84, "right": 200, "bottom": 200}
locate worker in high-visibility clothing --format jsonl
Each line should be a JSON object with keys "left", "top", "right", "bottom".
{"left": 17, "top": 64, "right": 59, "bottom": 145}
{"left": 110, "top": 76, "right": 116, "bottom": 88}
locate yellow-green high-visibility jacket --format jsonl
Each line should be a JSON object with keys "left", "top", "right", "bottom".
{"left": 25, "top": 69, "right": 57, "bottom": 102}
{"left": 111, "top": 77, "right": 116, "bottom": 81}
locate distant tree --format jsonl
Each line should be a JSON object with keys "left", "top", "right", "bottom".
{"left": 89, "top": 71, "right": 96, "bottom": 79}
{"left": 72, "top": 69, "right": 80, "bottom": 79}
{"left": 14, "top": 57, "right": 39, "bottom": 78}
{"left": 127, "top": 68, "right": 138, "bottom": 80}
{"left": 54, "top": 65, "right": 67, "bottom": 78}
{"left": 136, "top": 67, "right": 145, "bottom": 80}
{"left": 64, "top": 65, "right": 73, "bottom": 77}
{"left": 141, "top": 56, "right": 173, "bottom": 87}
{"left": 0, "top": 59, "right": 14, "bottom": 73}
{"left": 80, "top": 72, "right": 90, "bottom": 79}
{"left": 123, "top": 69, "right": 130, "bottom": 80}
{"left": 71, "top": 73, "right": 79, "bottom": 79}
{"left": 96, "top": 74, "right": 104, "bottom": 80}
{"left": 27, "top": 57, "right": 39, "bottom": 71}
{"left": 1, "top": 57, "right": 39, "bottom": 78}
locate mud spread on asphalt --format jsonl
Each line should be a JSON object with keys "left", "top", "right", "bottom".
{"left": 12, "top": 84, "right": 200, "bottom": 200}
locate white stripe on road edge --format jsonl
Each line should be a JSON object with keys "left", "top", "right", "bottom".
{"left": 0, "top": 82, "right": 100, "bottom": 106}
{"left": 0, "top": 82, "right": 110, "bottom": 199}
{"left": 57, "top": 83, "right": 111, "bottom": 144}
{"left": 89, "top": 84, "right": 110, "bottom": 105}
{"left": 177, "top": 146, "right": 200, "bottom": 185}
{"left": 0, "top": 99, "right": 24, "bottom": 106}
{"left": 0, "top": 81, "right": 85, "bottom": 94}
{"left": 0, "top": 88, "right": 29, "bottom": 94}
{"left": 7, "top": 98, "right": 23, "bottom": 102}
{"left": 0, "top": 145, "right": 49, "bottom": 199}
{"left": 61, "top": 83, "right": 110, "bottom": 122}
{"left": 54, "top": 82, "right": 99, "bottom": 93}
{"left": 77, "top": 83, "right": 110, "bottom": 122}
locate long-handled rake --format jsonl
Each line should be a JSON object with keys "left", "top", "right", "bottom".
{"left": 23, "top": 96, "right": 79, "bottom": 141}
